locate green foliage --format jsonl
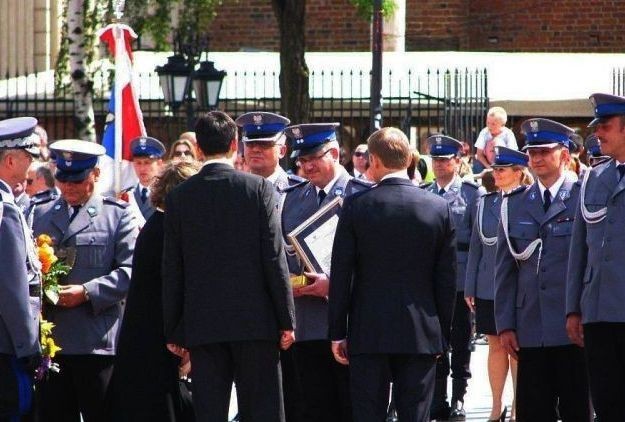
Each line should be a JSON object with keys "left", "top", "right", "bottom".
{"left": 349, "top": 0, "right": 397, "bottom": 21}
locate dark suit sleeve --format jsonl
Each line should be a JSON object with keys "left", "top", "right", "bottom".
{"left": 494, "top": 217, "right": 518, "bottom": 334}
{"left": 433, "top": 204, "right": 458, "bottom": 348}
{"left": 258, "top": 178, "right": 295, "bottom": 331}
{"left": 328, "top": 195, "right": 357, "bottom": 341}
{"left": 162, "top": 192, "right": 185, "bottom": 344}
{"left": 566, "top": 199, "right": 586, "bottom": 316}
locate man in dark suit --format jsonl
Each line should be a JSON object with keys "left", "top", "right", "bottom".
{"left": 329, "top": 127, "right": 457, "bottom": 422}
{"left": 162, "top": 111, "right": 296, "bottom": 422}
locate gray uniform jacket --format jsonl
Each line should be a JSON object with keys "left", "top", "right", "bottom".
{"left": 132, "top": 183, "right": 155, "bottom": 221}
{"left": 495, "top": 180, "right": 579, "bottom": 347}
{"left": 281, "top": 167, "right": 371, "bottom": 342}
{"left": 32, "top": 194, "right": 139, "bottom": 355}
{"left": 567, "top": 159, "right": 625, "bottom": 323}
{"left": 465, "top": 191, "right": 501, "bottom": 300}
{"left": 425, "top": 176, "right": 485, "bottom": 291}
{"left": 0, "top": 182, "right": 40, "bottom": 358}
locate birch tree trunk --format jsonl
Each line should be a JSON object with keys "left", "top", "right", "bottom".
{"left": 67, "top": 0, "right": 96, "bottom": 142}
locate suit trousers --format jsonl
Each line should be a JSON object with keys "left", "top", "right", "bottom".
{"left": 190, "top": 341, "right": 284, "bottom": 422}
{"left": 516, "top": 345, "right": 591, "bottom": 422}
{"left": 0, "top": 355, "right": 19, "bottom": 421}
{"left": 38, "top": 355, "right": 114, "bottom": 422}
{"left": 582, "top": 322, "right": 625, "bottom": 422}
{"left": 286, "top": 340, "right": 352, "bottom": 422}
{"left": 349, "top": 353, "right": 436, "bottom": 422}
{"left": 432, "top": 292, "right": 472, "bottom": 408}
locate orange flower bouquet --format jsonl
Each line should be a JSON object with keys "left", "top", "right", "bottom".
{"left": 36, "top": 234, "right": 71, "bottom": 305}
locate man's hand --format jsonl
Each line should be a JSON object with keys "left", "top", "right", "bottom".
{"left": 293, "top": 272, "right": 329, "bottom": 298}
{"left": 331, "top": 340, "right": 349, "bottom": 365}
{"left": 280, "top": 330, "right": 295, "bottom": 350}
{"left": 167, "top": 343, "right": 187, "bottom": 358}
{"left": 499, "top": 330, "right": 520, "bottom": 360}
{"left": 566, "top": 314, "right": 584, "bottom": 347}
{"left": 464, "top": 296, "right": 475, "bottom": 313}
{"left": 57, "top": 285, "right": 88, "bottom": 308}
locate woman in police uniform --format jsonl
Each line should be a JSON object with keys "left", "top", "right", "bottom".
{"left": 465, "top": 147, "right": 532, "bottom": 422}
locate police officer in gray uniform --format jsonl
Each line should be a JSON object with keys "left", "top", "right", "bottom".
{"left": 567, "top": 93, "right": 625, "bottom": 421}
{"left": 496, "top": 118, "right": 590, "bottom": 421}
{"left": 31, "top": 139, "right": 139, "bottom": 422}
{"left": 128, "top": 136, "right": 166, "bottom": 221}
{"left": 281, "top": 123, "right": 370, "bottom": 422}
{"left": 0, "top": 117, "right": 42, "bottom": 420}
{"left": 235, "top": 111, "right": 305, "bottom": 195}
{"left": 422, "top": 135, "right": 485, "bottom": 421}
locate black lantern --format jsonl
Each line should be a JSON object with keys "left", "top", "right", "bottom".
{"left": 193, "top": 61, "right": 227, "bottom": 110}
{"left": 155, "top": 54, "right": 192, "bottom": 109}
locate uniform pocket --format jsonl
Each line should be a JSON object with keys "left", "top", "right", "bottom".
{"left": 508, "top": 223, "right": 539, "bottom": 240}
{"left": 75, "top": 232, "right": 108, "bottom": 268}
{"left": 552, "top": 221, "right": 573, "bottom": 237}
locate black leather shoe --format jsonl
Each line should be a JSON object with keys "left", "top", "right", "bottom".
{"left": 448, "top": 400, "right": 466, "bottom": 421}
{"left": 487, "top": 406, "right": 507, "bottom": 422}
{"left": 430, "top": 405, "right": 451, "bottom": 421}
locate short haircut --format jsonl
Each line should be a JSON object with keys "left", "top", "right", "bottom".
{"left": 35, "top": 164, "right": 55, "bottom": 188}
{"left": 194, "top": 111, "right": 238, "bottom": 156}
{"left": 366, "top": 127, "right": 411, "bottom": 170}
{"left": 488, "top": 107, "right": 508, "bottom": 125}
{"left": 150, "top": 161, "right": 201, "bottom": 209}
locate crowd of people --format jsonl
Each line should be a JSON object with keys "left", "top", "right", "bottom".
{"left": 0, "top": 93, "right": 624, "bottom": 422}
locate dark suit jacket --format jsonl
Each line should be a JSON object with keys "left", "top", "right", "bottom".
{"left": 328, "top": 177, "right": 457, "bottom": 355}
{"left": 162, "top": 163, "right": 295, "bottom": 347}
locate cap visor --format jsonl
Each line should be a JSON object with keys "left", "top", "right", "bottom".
{"left": 291, "top": 143, "right": 326, "bottom": 158}
{"left": 588, "top": 117, "right": 604, "bottom": 127}
{"left": 55, "top": 168, "right": 91, "bottom": 183}
{"left": 490, "top": 163, "right": 515, "bottom": 168}
{"left": 430, "top": 154, "right": 456, "bottom": 159}
{"left": 23, "top": 146, "right": 41, "bottom": 157}
{"left": 522, "top": 142, "right": 560, "bottom": 151}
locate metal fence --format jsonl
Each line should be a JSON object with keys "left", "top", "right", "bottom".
{"left": 613, "top": 68, "right": 625, "bottom": 96}
{"left": 0, "top": 67, "right": 488, "bottom": 152}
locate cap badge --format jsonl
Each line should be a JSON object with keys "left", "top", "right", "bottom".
{"left": 292, "top": 128, "right": 302, "bottom": 138}
{"left": 253, "top": 114, "right": 263, "bottom": 125}
{"left": 296, "top": 139, "right": 304, "bottom": 145}
{"left": 435, "top": 136, "right": 442, "bottom": 145}
{"left": 530, "top": 120, "right": 539, "bottom": 132}
{"left": 140, "top": 138, "right": 147, "bottom": 150}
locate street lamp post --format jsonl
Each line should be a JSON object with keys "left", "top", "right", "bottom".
{"left": 156, "top": 34, "right": 227, "bottom": 130}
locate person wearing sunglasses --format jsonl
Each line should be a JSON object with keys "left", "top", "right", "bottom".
{"left": 30, "top": 138, "right": 139, "bottom": 422}
{"left": 280, "top": 123, "right": 371, "bottom": 422}
{"left": 129, "top": 136, "right": 166, "bottom": 221}
{"left": 167, "top": 138, "right": 197, "bottom": 163}
{"left": 351, "top": 144, "right": 369, "bottom": 179}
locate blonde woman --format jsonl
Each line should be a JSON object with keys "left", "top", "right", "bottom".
{"left": 465, "top": 146, "right": 533, "bottom": 422}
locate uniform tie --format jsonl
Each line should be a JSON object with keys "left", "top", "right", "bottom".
{"left": 543, "top": 189, "right": 552, "bottom": 213}
{"left": 69, "top": 205, "right": 81, "bottom": 223}
{"left": 141, "top": 187, "right": 148, "bottom": 204}
{"left": 438, "top": 188, "right": 446, "bottom": 196}
{"left": 317, "top": 189, "right": 327, "bottom": 206}
{"left": 617, "top": 164, "right": 625, "bottom": 181}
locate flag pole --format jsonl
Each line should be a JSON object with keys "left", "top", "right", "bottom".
{"left": 112, "top": 1, "right": 125, "bottom": 194}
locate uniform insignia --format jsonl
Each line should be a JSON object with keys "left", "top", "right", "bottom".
{"left": 451, "top": 186, "right": 459, "bottom": 193}
{"left": 559, "top": 190, "right": 570, "bottom": 201}
{"left": 530, "top": 120, "right": 539, "bottom": 132}
{"left": 253, "top": 114, "right": 263, "bottom": 125}
{"left": 139, "top": 138, "right": 147, "bottom": 150}
{"left": 87, "top": 206, "right": 97, "bottom": 217}
{"left": 334, "top": 187, "right": 344, "bottom": 196}
{"left": 291, "top": 128, "right": 302, "bottom": 138}
{"left": 530, "top": 190, "right": 536, "bottom": 200}
{"left": 436, "top": 136, "right": 442, "bottom": 144}
{"left": 296, "top": 138, "right": 304, "bottom": 144}
{"left": 54, "top": 204, "right": 61, "bottom": 210}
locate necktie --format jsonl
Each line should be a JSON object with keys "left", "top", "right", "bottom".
{"left": 141, "top": 187, "right": 148, "bottom": 204}
{"left": 618, "top": 164, "right": 625, "bottom": 181}
{"left": 543, "top": 189, "right": 552, "bottom": 213}
{"left": 318, "top": 189, "right": 327, "bottom": 206}
{"left": 69, "top": 205, "right": 81, "bottom": 223}
{"left": 438, "top": 188, "right": 446, "bottom": 196}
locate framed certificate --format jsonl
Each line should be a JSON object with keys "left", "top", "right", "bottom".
{"left": 287, "top": 196, "right": 343, "bottom": 275}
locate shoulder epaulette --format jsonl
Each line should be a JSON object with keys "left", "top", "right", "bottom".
{"left": 349, "top": 177, "right": 373, "bottom": 188}
{"left": 30, "top": 189, "right": 58, "bottom": 205}
{"left": 461, "top": 179, "right": 480, "bottom": 189}
{"left": 280, "top": 180, "right": 308, "bottom": 194}
{"left": 482, "top": 190, "right": 498, "bottom": 197}
{"left": 503, "top": 185, "right": 528, "bottom": 198}
{"left": 419, "top": 182, "right": 434, "bottom": 190}
{"left": 103, "top": 196, "right": 130, "bottom": 208}
{"left": 287, "top": 174, "right": 307, "bottom": 185}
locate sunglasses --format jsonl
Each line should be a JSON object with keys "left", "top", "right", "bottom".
{"left": 173, "top": 150, "right": 192, "bottom": 157}
{"left": 353, "top": 151, "right": 367, "bottom": 158}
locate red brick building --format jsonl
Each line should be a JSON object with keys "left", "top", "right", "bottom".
{"left": 208, "top": 0, "right": 625, "bottom": 53}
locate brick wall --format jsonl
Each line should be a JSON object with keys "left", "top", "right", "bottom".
{"left": 207, "top": 0, "right": 625, "bottom": 53}
{"left": 208, "top": 0, "right": 370, "bottom": 52}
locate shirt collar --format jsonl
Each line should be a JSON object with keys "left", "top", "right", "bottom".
{"left": 381, "top": 169, "right": 409, "bottom": 181}
{"left": 0, "top": 179, "right": 14, "bottom": 201}
{"left": 436, "top": 174, "right": 459, "bottom": 193}
{"left": 203, "top": 157, "right": 234, "bottom": 168}
{"left": 267, "top": 166, "right": 284, "bottom": 184}
{"left": 537, "top": 173, "right": 567, "bottom": 201}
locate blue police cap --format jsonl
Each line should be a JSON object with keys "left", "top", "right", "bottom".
{"left": 50, "top": 139, "right": 106, "bottom": 182}
{"left": 427, "top": 134, "right": 462, "bottom": 158}
{"left": 584, "top": 133, "right": 606, "bottom": 158}
{"left": 492, "top": 146, "right": 529, "bottom": 167}
{"left": 285, "top": 123, "right": 340, "bottom": 158}
{"left": 235, "top": 112, "right": 290, "bottom": 144}
{"left": 130, "top": 136, "right": 165, "bottom": 159}
{"left": 520, "top": 118, "right": 575, "bottom": 150}
{"left": 588, "top": 93, "right": 625, "bottom": 127}
{"left": 0, "top": 117, "right": 40, "bottom": 156}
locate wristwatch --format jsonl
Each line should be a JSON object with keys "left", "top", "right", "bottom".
{"left": 82, "top": 285, "right": 90, "bottom": 302}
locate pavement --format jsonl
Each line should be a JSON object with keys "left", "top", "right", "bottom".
{"left": 226, "top": 340, "right": 516, "bottom": 421}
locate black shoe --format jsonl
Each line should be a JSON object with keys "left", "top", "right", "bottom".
{"left": 230, "top": 413, "right": 240, "bottom": 422}
{"left": 487, "top": 406, "right": 507, "bottom": 422}
{"left": 386, "top": 407, "right": 399, "bottom": 422}
{"left": 448, "top": 400, "right": 466, "bottom": 421}
{"left": 430, "top": 404, "right": 451, "bottom": 421}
